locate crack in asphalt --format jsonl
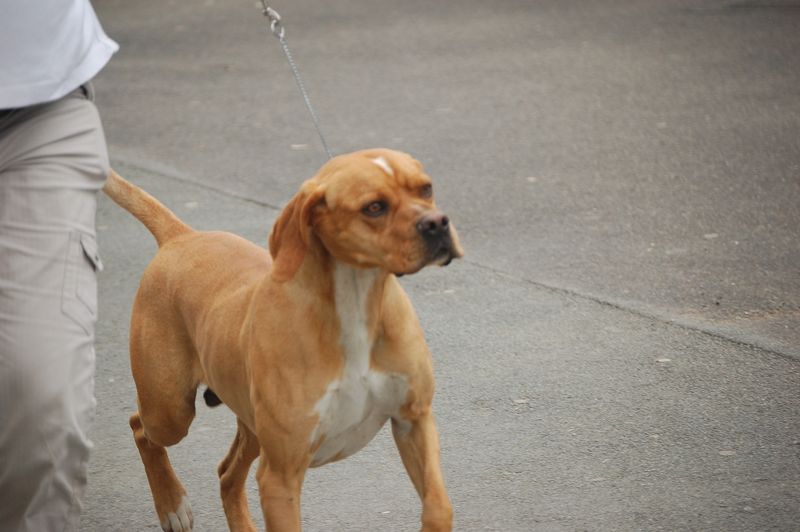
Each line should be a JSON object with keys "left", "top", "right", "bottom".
{"left": 463, "top": 259, "right": 799, "bottom": 363}
{"left": 111, "top": 153, "right": 284, "bottom": 212}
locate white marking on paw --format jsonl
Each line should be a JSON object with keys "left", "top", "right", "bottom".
{"left": 372, "top": 156, "right": 394, "bottom": 176}
{"left": 160, "top": 497, "right": 193, "bottom": 531}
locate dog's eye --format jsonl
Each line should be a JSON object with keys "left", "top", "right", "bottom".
{"left": 362, "top": 200, "right": 388, "bottom": 217}
{"left": 420, "top": 184, "right": 433, "bottom": 199}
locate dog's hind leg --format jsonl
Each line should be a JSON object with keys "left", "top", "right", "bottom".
{"left": 130, "top": 410, "right": 194, "bottom": 531}
{"left": 218, "top": 419, "right": 260, "bottom": 532}
{"left": 128, "top": 302, "right": 201, "bottom": 531}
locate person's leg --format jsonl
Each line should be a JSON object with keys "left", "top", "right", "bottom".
{"left": 0, "top": 86, "right": 108, "bottom": 532}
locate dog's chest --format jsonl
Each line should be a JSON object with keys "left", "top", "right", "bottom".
{"left": 309, "top": 265, "right": 408, "bottom": 468}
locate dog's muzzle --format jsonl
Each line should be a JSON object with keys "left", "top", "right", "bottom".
{"left": 416, "top": 212, "right": 458, "bottom": 267}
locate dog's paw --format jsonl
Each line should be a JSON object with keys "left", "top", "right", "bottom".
{"left": 160, "top": 497, "right": 194, "bottom": 531}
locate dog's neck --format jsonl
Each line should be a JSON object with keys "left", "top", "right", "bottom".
{"left": 291, "top": 236, "right": 390, "bottom": 322}
{"left": 332, "top": 261, "right": 380, "bottom": 368}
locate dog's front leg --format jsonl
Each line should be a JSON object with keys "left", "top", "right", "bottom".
{"left": 392, "top": 413, "right": 453, "bottom": 532}
{"left": 256, "top": 449, "right": 308, "bottom": 532}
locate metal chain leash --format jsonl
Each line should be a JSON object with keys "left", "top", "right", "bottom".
{"left": 261, "top": 2, "right": 333, "bottom": 159}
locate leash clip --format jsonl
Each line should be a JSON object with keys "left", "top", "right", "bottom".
{"left": 261, "top": 2, "right": 285, "bottom": 40}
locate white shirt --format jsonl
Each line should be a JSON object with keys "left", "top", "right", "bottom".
{"left": 0, "top": 0, "right": 118, "bottom": 109}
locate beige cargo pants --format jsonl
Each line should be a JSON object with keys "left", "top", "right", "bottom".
{"left": 0, "top": 84, "right": 108, "bottom": 532}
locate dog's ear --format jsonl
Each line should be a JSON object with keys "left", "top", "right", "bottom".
{"left": 269, "top": 184, "right": 325, "bottom": 282}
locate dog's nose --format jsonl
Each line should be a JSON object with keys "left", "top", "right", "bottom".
{"left": 416, "top": 212, "right": 450, "bottom": 239}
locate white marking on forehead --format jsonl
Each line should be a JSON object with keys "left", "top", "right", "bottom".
{"left": 372, "top": 156, "right": 394, "bottom": 176}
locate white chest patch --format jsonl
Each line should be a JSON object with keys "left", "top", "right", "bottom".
{"left": 309, "top": 264, "right": 408, "bottom": 468}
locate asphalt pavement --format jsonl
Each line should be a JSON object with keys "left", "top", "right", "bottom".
{"left": 85, "top": 1, "right": 800, "bottom": 530}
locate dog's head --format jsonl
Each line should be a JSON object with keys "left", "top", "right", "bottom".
{"left": 269, "top": 149, "right": 463, "bottom": 281}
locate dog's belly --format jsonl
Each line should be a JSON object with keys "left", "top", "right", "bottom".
{"left": 310, "top": 370, "right": 408, "bottom": 467}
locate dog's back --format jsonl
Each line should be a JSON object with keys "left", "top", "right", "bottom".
{"left": 105, "top": 170, "right": 270, "bottom": 312}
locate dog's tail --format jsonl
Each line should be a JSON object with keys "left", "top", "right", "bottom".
{"left": 103, "top": 169, "right": 193, "bottom": 247}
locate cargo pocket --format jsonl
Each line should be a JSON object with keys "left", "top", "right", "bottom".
{"left": 62, "top": 231, "right": 103, "bottom": 335}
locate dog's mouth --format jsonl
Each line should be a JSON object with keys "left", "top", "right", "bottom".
{"left": 432, "top": 246, "right": 456, "bottom": 267}
{"left": 394, "top": 242, "right": 460, "bottom": 278}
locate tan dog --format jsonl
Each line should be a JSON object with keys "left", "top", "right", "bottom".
{"left": 103, "top": 149, "right": 463, "bottom": 532}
